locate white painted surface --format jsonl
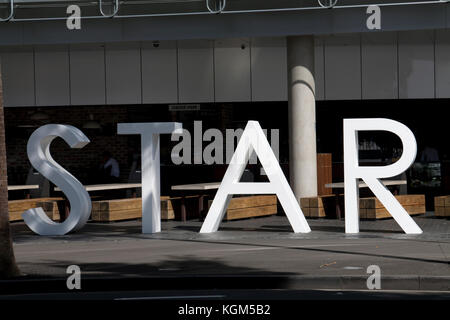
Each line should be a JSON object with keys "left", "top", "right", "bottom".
{"left": 324, "top": 34, "right": 361, "bottom": 100}
{"left": 214, "top": 38, "right": 251, "bottom": 102}
{"left": 1, "top": 48, "right": 35, "bottom": 107}
{"left": 362, "top": 32, "right": 398, "bottom": 100}
{"left": 251, "top": 37, "right": 287, "bottom": 102}
{"left": 142, "top": 41, "right": 178, "bottom": 104}
{"left": 118, "top": 122, "right": 183, "bottom": 234}
{"left": 105, "top": 42, "right": 142, "bottom": 105}
{"left": 398, "top": 30, "right": 435, "bottom": 99}
{"left": 24, "top": 124, "right": 91, "bottom": 236}
{"left": 344, "top": 118, "right": 422, "bottom": 234}
{"left": 70, "top": 44, "right": 106, "bottom": 105}
{"left": 200, "top": 121, "right": 310, "bottom": 234}
{"left": 287, "top": 36, "right": 318, "bottom": 199}
{"left": 435, "top": 29, "right": 450, "bottom": 99}
{"left": 177, "top": 40, "right": 215, "bottom": 103}
{"left": 35, "top": 45, "right": 70, "bottom": 106}
{"left": 3, "top": 32, "right": 450, "bottom": 106}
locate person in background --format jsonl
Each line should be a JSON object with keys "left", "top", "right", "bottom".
{"left": 101, "top": 151, "right": 120, "bottom": 183}
{"left": 420, "top": 145, "right": 440, "bottom": 163}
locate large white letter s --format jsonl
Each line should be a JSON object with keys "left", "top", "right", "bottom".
{"left": 23, "top": 124, "right": 91, "bottom": 235}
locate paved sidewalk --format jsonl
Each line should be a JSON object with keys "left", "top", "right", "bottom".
{"left": 6, "top": 213, "right": 450, "bottom": 291}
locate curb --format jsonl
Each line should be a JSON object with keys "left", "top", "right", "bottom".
{"left": 1, "top": 275, "right": 449, "bottom": 295}
{"left": 281, "top": 275, "right": 450, "bottom": 291}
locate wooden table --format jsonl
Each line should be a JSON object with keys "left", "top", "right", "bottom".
{"left": 171, "top": 182, "right": 221, "bottom": 221}
{"left": 171, "top": 182, "right": 221, "bottom": 191}
{"left": 54, "top": 183, "right": 142, "bottom": 192}
{"left": 325, "top": 179, "right": 407, "bottom": 219}
{"left": 8, "top": 185, "right": 39, "bottom": 199}
{"left": 325, "top": 180, "right": 406, "bottom": 189}
{"left": 54, "top": 183, "right": 142, "bottom": 220}
{"left": 8, "top": 185, "right": 39, "bottom": 191}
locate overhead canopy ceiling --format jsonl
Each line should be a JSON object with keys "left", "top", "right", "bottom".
{"left": 0, "top": 0, "right": 447, "bottom": 46}
{"left": 0, "top": 0, "right": 441, "bottom": 21}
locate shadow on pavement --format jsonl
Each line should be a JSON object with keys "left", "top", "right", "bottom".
{"left": 2, "top": 257, "right": 297, "bottom": 296}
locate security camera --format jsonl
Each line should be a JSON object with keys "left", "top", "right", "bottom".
{"left": 241, "top": 44, "right": 246, "bottom": 50}
{"left": 152, "top": 41, "right": 160, "bottom": 48}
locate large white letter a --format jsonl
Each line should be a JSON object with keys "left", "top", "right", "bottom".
{"left": 200, "top": 121, "right": 310, "bottom": 233}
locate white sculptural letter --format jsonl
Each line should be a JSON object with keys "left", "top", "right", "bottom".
{"left": 344, "top": 118, "right": 422, "bottom": 234}
{"left": 23, "top": 124, "right": 91, "bottom": 235}
{"left": 118, "top": 122, "right": 182, "bottom": 234}
{"left": 200, "top": 121, "right": 310, "bottom": 233}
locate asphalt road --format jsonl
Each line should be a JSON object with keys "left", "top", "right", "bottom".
{"left": 6, "top": 215, "right": 450, "bottom": 294}
{"left": 1, "top": 289, "right": 450, "bottom": 300}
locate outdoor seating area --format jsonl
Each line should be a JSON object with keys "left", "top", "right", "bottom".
{"left": 9, "top": 187, "right": 443, "bottom": 224}
{"left": 7, "top": 189, "right": 279, "bottom": 223}
{"left": 89, "top": 194, "right": 278, "bottom": 223}
{"left": 5, "top": 170, "right": 444, "bottom": 225}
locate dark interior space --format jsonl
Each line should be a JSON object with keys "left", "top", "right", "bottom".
{"left": 4, "top": 99, "right": 449, "bottom": 208}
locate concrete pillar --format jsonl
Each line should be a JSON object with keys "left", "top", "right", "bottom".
{"left": 287, "top": 35, "right": 318, "bottom": 199}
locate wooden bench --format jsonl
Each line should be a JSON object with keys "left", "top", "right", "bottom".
{"left": 360, "top": 194, "right": 425, "bottom": 219}
{"left": 208, "top": 195, "right": 277, "bottom": 221}
{"left": 434, "top": 196, "right": 450, "bottom": 217}
{"left": 300, "top": 194, "right": 425, "bottom": 219}
{"left": 91, "top": 197, "right": 177, "bottom": 222}
{"left": 8, "top": 197, "right": 63, "bottom": 222}
{"left": 300, "top": 195, "right": 336, "bottom": 218}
